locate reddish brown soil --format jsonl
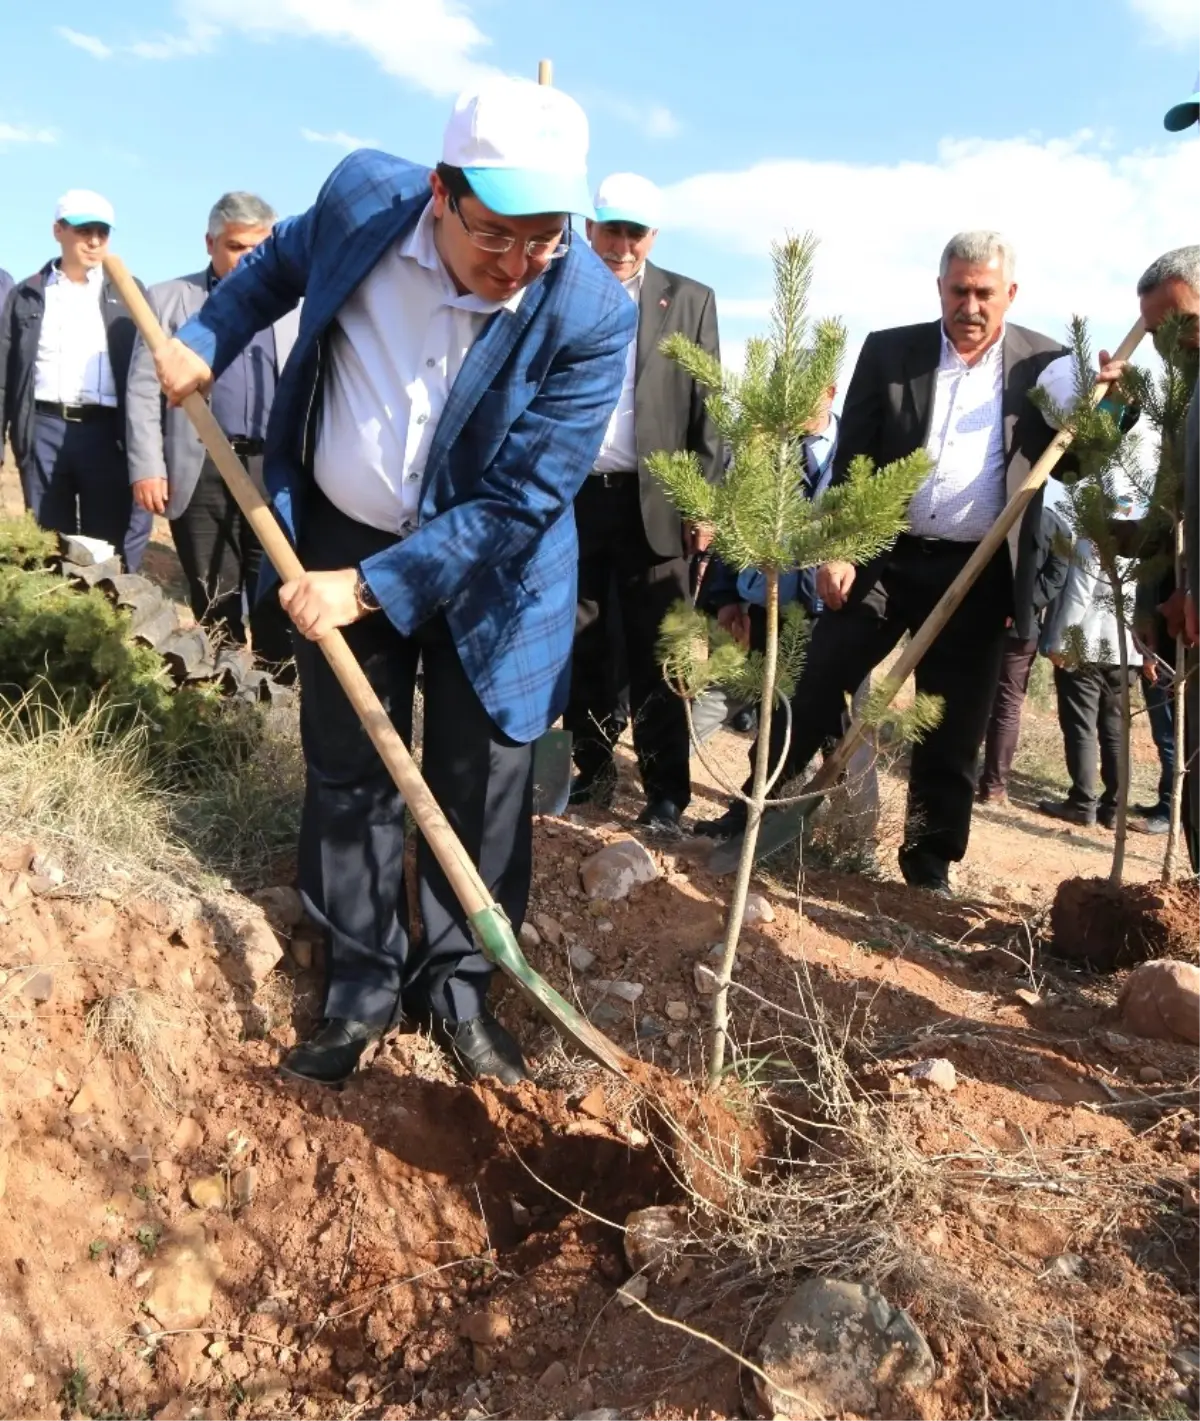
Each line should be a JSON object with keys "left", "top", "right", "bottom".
{"left": 1049, "top": 876, "right": 1200, "bottom": 971}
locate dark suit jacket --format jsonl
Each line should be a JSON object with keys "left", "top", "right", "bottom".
{"left": 832, "top": 319, "right": 1068, "bottom": 641}
{"left": 0, "top": 260, "right": 144, "bottom": 472}
{"left": 633, "top": 261, "right": 722, "bottom": 558}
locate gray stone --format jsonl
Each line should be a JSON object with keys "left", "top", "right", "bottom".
{"left": 580, "top": 840, "right": 658, "bottom": 902}
{"left": 252, "top": 885, "right": 304, "bottom": 930}
{"left": 538, "top": 1360, "right": 569, "bottom": 1392}
{"left": 694, "top": 962, "right": 718, "bottom": 995}
{"left": 1043, "top": 1252, "right": 1087, "bottom": 1281}
{"left": 743, "top": 891, "right": 775, "bottom": 924}
{"left": 757, "top": 1277, "right": 936, "bottom": 1419}
{"left": 637, "top": 1016, "right": 665, "bottom": 1040}
{"left": 905, "top": 1058, "right": 957, "bottom": 1093}
{"left": 30, "top": 853, "right": 65, "bottom": 886}
{"left": 568, "top": 943, "right": 596, "bottom": 973}
{"left": 665, "top": 1000, "right": 689, "bottom": 1022}
{"left": 518, "top": 921, "right": 541, "bottom": 950}
{"left": 234, "top": 915, "right": 284, "bottom": 987}
{"left": 624, "top": 1205, "right": 683, "bottom": 1278}
{"left": 615, "top": 1274, "right": 648, "bottom": 1308}
{"left": 1171, "top": 1347, "right": 1200, "bottom": 1379}
{"left": 593, "top": 980, "right": 643, "bottom": 1004}
{"left": 63, "top": 534, "right": 117, "bottom": 567}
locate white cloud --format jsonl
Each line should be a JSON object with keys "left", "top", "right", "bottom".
{"left": 56, "top": 26, "right": 114, "bottom": 58}
{"left": 128, "top": 22, "right": 219, "bottom": 59}
{"left": 0, "top": 122, "right": 57, "bottom": 148}
{"left": 669, "top": 131, "right": 1199, "bottom": 379}
{"left": 588, "top": 92, "right": 682, "bottom": 140}
{"left": 1128, "top": 0, "right": 1198, "bottom": 45}
{"left": 301, "top": 127, "right": 379, "bottom": 152}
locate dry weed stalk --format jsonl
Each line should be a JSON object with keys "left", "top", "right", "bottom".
{"left": 86, "top": 987, "right": 190, "bottom": 1108}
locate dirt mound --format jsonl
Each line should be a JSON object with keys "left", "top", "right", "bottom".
{"left": 1048, "top": 876, "right": 1199, "bottom": 971}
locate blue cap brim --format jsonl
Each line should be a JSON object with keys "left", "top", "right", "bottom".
{"left": 61, "top": 214, "right": 112, "bottom": 227}
{"left": 462, "top": 167, "right": 594, "bottom": 219}
{"left": 594, "top": 206, "right": 657, "bottom": 228}
{"left": 1164, "top": 94, "right": 1200, "bottom": 130}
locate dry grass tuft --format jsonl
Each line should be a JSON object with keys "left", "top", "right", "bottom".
{"left": 85, "top": 987, "right": 191, "bottom": 1108}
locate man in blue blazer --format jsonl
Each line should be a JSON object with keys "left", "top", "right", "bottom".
{"left": 154, "top": 78, "right": 634, "bottom": 1087}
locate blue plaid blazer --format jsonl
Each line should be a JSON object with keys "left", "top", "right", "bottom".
{"left": 177, "top": 150, "right": 634, "bottom": 744}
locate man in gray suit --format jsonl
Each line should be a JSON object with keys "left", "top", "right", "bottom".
{"left": 126, "top": 192, "right": 299, "bottom": 666}
{"left": 564, "top": 172, "right": 722, "bottom": 832}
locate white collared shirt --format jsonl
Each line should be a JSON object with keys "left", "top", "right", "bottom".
{"left": 34, "top": 265, "right": 118, "bottom": 407}
{"left": 592, "top": 266, "right": 643, "bottom": 474}
{"left": 314, "top": 202, "right": 525, "bottom": 535}
{"left": 906, "top": 327, "right": 1006, "bottom": 540}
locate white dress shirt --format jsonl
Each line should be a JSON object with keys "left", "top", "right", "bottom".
{"left": 592, "top": 267, "right": 643, "bottom": 474}
{"left": 314, "top": 203, "right": 525, "bottom": 535}
{"left": 907, "top": 327, "right": 1006, "bottom": 541}
{"left": 34, "top": 265, "right": 118, "bottom": 407}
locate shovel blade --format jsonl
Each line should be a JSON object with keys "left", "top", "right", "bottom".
{"left": 707, "top": 799, "right": 822, "bottom": 876}
{"left": 470, "top": 906, "right": 631, "bottom": 1077}
{"left": 532, "top": 727, "right": 573, "bottom": 817}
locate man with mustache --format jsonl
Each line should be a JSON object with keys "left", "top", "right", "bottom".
{"left": 697, "top": 231, "right": 1068, "bottom": 896}
{"left": 565, "top": 172, "right": 722, "bottom": 832}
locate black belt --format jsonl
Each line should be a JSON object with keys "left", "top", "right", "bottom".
{"left": 229, "top": 437, "right": 265, "bottom": 457}
{"left": 896, "top": 533, "right": 980, "bottom": 555}
{"left": 35, "top": 400, "right": 117, "bottom": 423}
{"left": 590, "top": 467, "right": 637, "bottom": 488}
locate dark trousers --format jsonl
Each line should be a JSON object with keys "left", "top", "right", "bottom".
{"left": 565, "top": 474, "right": 691, "bottom": 807}
{"left": 1141, "top": 671, "right": 1175, "bottom": 811}
{"left": 979, "top": 636, "right": 1039, "bottom": 795}
{"left": 170, "top": 454, "right": 292, "bottom": 666}
{"left": 23, "top": 410, "right": 152, "bottom": 571}
{"left": 294, "top": 496, "right": 533, "bottom": 1029}
{"left": 1053, "top": 664, "right": 1124, "bottom": 812}
{"left": 753, "top": 535, "right": 1011, "bottom": 872}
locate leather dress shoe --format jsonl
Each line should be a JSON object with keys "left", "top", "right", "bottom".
{"left": 1036, "top": 798, "right": 1097, "bottom": 827}
{"left": 898, "top": 847, "right": 952, "bottom": 898}
{"left": 637, "top": 798, "right": 684, "bottom": 835}
{"left": 280, "top": 1018, "right": 380, "bottom": 1085}
{"left": 693, "top": 802, "right": 748, "bottom": 839}
{"left": 431, "top": 1011, "right": 529, "bottom": 1086}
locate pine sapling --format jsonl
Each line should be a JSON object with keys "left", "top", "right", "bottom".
{"left": 646, "top": 235, "right": 938, "bottom": 1085}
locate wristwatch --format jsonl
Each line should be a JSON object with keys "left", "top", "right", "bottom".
{"left": 353, "top": 570, "right": 381, "bottom": 615}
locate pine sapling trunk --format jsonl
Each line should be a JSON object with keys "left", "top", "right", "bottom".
{"left": 707, "top": 568, "right": 779, "bottom": 1087}
{"left": 1163, "top": 522, "right": 1188, "bottom": 883}
{"left": 1106, "top": 562, "right": 1131, "bottom": 888}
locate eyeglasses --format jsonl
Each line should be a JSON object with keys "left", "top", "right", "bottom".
{"left": 449, "top": 195, "right": 571, "bottom": 260}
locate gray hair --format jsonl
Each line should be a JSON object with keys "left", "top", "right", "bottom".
{"left": 1137, "top": 245, "right": 1200, "bottom": 297}
{"left": 207, "top": 191, "right": 276, "bottom": 239}
{"left": 939, "top": 230, "right": 1016, "bottom": 283}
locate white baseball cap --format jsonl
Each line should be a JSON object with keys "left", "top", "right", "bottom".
{"left": 442, "top": 77, "right": 592, "bottom": 218}
{"left": 55, "top": 189, "right": 115, "bottom": 228}
{"left": 1035, "top": 354, "right": 1084, "bottom": 430}
{"left": 1164, "top": 71, "right": 1200, "bottom": 131}
{"left": 593, "top": 172, "right": 663, "bottom": 229}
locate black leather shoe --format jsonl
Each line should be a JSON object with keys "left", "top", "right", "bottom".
{"left": 1036, "top": 798, "right": 1097, "bottom": 827}
{"left": 280, "top": 1018, "right": 380, "bottom": 1085}
{"left": 1097, "top": 803, "right": 1118, "bottom": 830}
{"left": 431, "top": 1012, "right": 529, "bottom": 1086}
{"left": 569, "top": 767, "right": 617, "bottom": 809}
{"left": 637, "top": 798, "right": 684, "bottom": 835}
{"left": 730, "top": 707, "right": 758, "bottom": 735}
{"left": 899, "top": 847, "right": 952, "bottom": 898}
{"left": 693, "top": 803, "right": 748, "bottom": 840}
{"left": 1131, "top": 811, "right": 1169, "bottom": 834}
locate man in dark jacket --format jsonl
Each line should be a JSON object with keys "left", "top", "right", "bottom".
{"left": 564, "top": 172, "right": 722, "bottom": 832}
{"left": 0, "top": 190, "right": 151, "bottom": 570}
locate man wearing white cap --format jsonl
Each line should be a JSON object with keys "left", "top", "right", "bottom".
{"left": 565, "top": 171, "right": 722, "bottom": 832}
{"left": 0, "top": 191, "right": 152, "bottom": 570}
{"left": 153, "top": 78, "right": 635, "bottom": 1088}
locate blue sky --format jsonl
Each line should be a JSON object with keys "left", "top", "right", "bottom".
{"left": 1, "top": 0, "right": 1196, "bottom": 379}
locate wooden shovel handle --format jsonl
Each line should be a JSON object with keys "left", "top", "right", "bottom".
{"left": 104, "top": 254, "right": 494, "bottom": 917}
{"left": 811, "top": 316, "right": 1147, "bottom": 793}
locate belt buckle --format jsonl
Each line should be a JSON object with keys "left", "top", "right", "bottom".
{"left": 61, "top": 404, "right": 83, "bottom": 423}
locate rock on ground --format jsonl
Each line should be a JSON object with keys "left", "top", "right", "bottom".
{"left": 252, "top": 885, "right": 304, "bottom": 930}
{"left": 580, "top": 840, "right": 658, "bottom": 901}
{"left": 905, "top": 1058, "right": 957, "bottom": 1093}
{"left": 1118, "top": 959, "right": 1199, "bottom": 1044}
{"left": 743, "top": 891, "right": 776, "bottom": 924}
{"left": 143, "top": 1227, "right": 222, "bottom": 1329}
{"left": 624, "top": 1205, "right": 684, "bottom": 1278}
{"left": 757, "top": 1277, "right": 936, "bottom": 1419}
{"left": 233, "top": 914, "right": 285, "bottom": 988}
